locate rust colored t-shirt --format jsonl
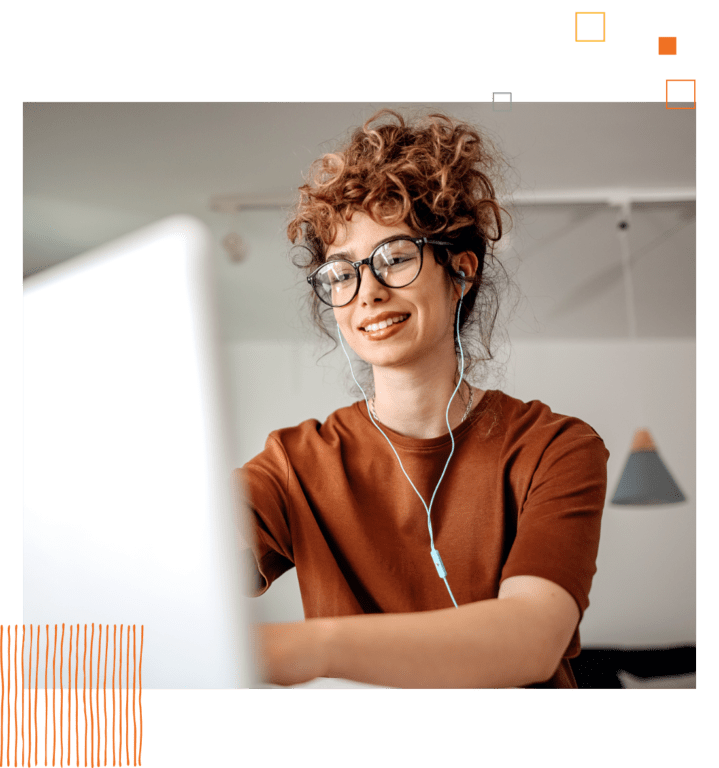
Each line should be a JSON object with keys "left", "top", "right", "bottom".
{"left": 232, "top": 389, "right": 610, "bottom": 688}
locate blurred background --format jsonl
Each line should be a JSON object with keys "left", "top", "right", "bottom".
{"left": 24, "top": 102, "right": 696, "bottom": 686}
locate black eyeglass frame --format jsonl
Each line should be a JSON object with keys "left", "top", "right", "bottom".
{"left": 306, "top": 236, "right": 455, "bottom": 308}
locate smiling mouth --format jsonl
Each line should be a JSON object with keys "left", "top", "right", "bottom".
{"left": 360, "top": 314, "right": 410, "bottom": 333}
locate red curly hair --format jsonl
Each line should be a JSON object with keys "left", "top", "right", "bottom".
{"left": 288, "top": 108, "right": 514, "bottom": 385}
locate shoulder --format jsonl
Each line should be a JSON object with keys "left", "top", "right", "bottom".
{"left": 272, "top": 401, "right": 363, "bottom": 445}
{"left": 493, "top": 390, "right": 607, "bottom": 452}
{"left": 488, "top": 391, "right": 610, "bottom": 493}
{"left": 244, "top": 401, "right": 365, "bottom": 469}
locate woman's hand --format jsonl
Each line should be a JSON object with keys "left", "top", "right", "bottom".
{"left": 254, "top": 620, "right": 332, "bottom": 687}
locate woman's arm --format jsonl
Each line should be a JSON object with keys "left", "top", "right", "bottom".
{"left": 256, "top": 575, "right": 579, "bottom": 688}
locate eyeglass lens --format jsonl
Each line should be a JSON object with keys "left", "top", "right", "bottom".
{"left": 314, "top": 240, "right": 422, "bottom": 307}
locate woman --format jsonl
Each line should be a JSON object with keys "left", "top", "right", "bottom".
{"left": 233, "top": 109, "right": 609, "bottom": 688}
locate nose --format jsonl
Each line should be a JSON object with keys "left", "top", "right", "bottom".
{"left": 356, "top": 263, "right": 390, "bottom": 304}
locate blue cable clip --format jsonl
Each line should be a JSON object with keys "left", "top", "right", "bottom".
{"left": 431, "top": 548, "right": 447, "bottom": 579}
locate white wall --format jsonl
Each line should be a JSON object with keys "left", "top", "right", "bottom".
{"left": 224, "top": 338, "right": 696, "bottom": 648}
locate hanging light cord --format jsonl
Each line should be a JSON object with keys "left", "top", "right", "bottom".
{"left": 617, "top": 210, "right": 638, "bottom": 340}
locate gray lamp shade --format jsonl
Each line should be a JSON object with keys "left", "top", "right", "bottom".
{"left": 611, "top": 428, "right": 686, "bottom": 505}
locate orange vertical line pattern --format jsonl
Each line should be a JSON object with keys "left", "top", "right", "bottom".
{"left": 29, "top": 627, "right": 33, "bottom": 767}
{"left": 52, "top": 626, "right": 57, "bottom": 768}
{"left": 137, "top": 628, "right": 142, "bottom": 768}
{"left": 74, "top": 626, "right": 78, "bottom": 768}
{"left": 67, "top": 629, "right": 72, "bottom": 768}
{"left": 26, "top": 627, "right": 30, "bottom": 768}
{"left": 45, "top": 626, "right": 48, "bottom": 768}
{"left": 6, "top": 627, "right": 10, "bottom": 768}
{"left": 6, "top": 627, "right": 9, "bottom": 768}
{"left": 111, "top": 628, "right": 115, "bottom": 768}
{"left": 20, "top": 624, "right": 27, "bottom": 765}
{"left": 95, "top": 634, "right": 99, "bottom": 768}
{"left": 18, "top": 627, "right": 22, "bottom": 767}
{"left": 32, "top": 627, "right": 37, "bottom": 767}
{"left": 28, "top": 627, "right": 32, "bottom": 767}
{"left": 20, "top": 624, "right": 25, "bottom": 765}
{"left": 59, "top": 627, "right": 64, "bottom": 768}
{"left": 5, "top": 624, "right": 12, "bottom": 766}
{"left": 89, "top": 626, "right": 93, "bottom": 768}
{"left": 82, "top": 627, "right": 86, "bottom": 768}
{"left": 27, "top": 624, "right": 34, "bottom": 765}
{"left": 20, "top": 624, "right": 25, "bottom": 766}
{"left": 5, "top": 624, "right": 12, "bottom": 765}
{"left": 15, "top": 624, "right": 25, "bottom": 765}
{"left": 1, "top": 625, "right": 4, "bottom": 768}
{"left": 95, "top": 624, "right": 102, "bottom": 768}
{"left": 29, "top": 627, "right": 34, "bottom": 768}
{"left": 117, "top": 628, "right": 121, "bottom": 768}
{"left": 8, "top": 624, "right": 17, "bottom": 766}
{"left": 27, "top": 628, "right": 31, "bottom": 767}
{"left": 15, "top": 625, "right": 18, "bottom": 768}
{"left": 0, "top": 625, "right": 4, "bottom": 768}
{"left": 6, "top": 624, "right": 12, "bottom": 766}
{"left": 7, "top": 624, "right": 12, "bottom": 766}
{"left": 131, "top": 628, "right": 135, "bottom": 768}
{"left": 35, "top": 627, "right": 39, "bottom": 768}
{"left": 124, "top": 631, "right": 128, "bottom": 768}
{"left": 103, "top": 628, "right": 107, "bottom": 768}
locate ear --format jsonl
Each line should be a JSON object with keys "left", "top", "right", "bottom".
{"left": 451, "top": 251, "right": 480, "bottom": 298}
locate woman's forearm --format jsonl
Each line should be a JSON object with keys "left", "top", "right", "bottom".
{"left": 320, "top": 597, "right": 553, "bottom": 688}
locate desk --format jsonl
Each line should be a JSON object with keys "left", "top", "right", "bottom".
{"left": 257, "top": 678, "right": 392, "bottom": 689}
{"left": 258, "top": 679, "right": 521, "bottom": 689}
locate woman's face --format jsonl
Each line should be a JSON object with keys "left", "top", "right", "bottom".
{"left": 326, "top": 212, "right": 467, "bottom": 372}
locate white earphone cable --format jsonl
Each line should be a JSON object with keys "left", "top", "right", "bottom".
{"left": 336, "top": 275, "right": 467, "bottom": 608}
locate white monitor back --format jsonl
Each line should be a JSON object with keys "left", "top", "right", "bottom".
{"left": 23, "top": 215, "right": 257, "bottom": 688}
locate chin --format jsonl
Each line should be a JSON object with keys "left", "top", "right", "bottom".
{"left": 361, "top": 347, "right": 414, "bottom": 369}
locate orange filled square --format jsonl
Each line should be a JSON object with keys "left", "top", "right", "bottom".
{"left": 659, "top": 37, "right": 677, "bottom": 55}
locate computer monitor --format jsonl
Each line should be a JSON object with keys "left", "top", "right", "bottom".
{"left": 23, "top": 215, "right": 257, "bottom": 688}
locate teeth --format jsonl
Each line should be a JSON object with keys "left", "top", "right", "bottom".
{"left": 364, "top": 314, "right": 408, "bottom": 332}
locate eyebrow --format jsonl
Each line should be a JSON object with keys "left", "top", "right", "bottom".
{"left": 325, "top": 234, "right": 412, "bottom": 262}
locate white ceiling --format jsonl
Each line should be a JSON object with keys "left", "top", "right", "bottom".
{"left": 23, "top": 102, "right": 695, "bottom": 341}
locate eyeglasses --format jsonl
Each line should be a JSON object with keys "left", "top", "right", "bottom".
{"left": 306, "top": 235, "right": 453, "bottom": 308}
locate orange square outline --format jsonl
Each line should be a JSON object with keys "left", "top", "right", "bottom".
{"left": 657, "top": 35, "right": 678, "bottom": 56}
{"left": 658, "top": 36, "right": 677, "bottom": 55}
{"left": 575, "top": 11, "right": 606, "bottom": 42}
{"left": 666, "top": 79, "right": 696, "bottom": 109}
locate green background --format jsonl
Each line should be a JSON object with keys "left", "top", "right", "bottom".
{"left": 5, "top": 0, "right": 717, "bottom": 766}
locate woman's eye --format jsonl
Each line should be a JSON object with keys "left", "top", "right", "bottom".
{"left": 334, "top": 272, "right": 353, "bottom": 282}
{"left": 386, "top": 255, "right": 413, "bottom": 267}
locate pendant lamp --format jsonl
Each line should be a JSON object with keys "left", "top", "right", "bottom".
{"left": 609, "top": 201, "right": 686, "bottom": 506}
{"left": 611, "top": 428, "right": 686, "bottom": 505}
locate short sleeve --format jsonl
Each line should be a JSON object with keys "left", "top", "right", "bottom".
{"left": 231, "top": 434, "right": 296, "bottom": 596}
{"left": 500, "top": 423, "right": 610, "bottom": 657}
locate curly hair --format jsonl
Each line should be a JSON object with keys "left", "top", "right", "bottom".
{"left": 287, "top": 108, "right": 519, "bottom": 397}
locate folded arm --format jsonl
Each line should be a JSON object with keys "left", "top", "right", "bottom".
{"left": 255, "top": 575, "right": 580, "bottom": 688}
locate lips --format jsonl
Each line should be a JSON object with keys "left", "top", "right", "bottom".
{"left": 359, "top": 313, "right": 411, "bottom": 332}
{"left": 360, "top": 314, "right": 410, "bottom": 340}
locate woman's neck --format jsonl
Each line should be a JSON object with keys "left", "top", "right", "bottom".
{"left": 370, "top": 365, "right": 483, "bottom": 439}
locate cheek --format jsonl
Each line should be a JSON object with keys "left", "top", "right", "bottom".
{"left": 333, "top": 309, "right": 352, "bottom": 335}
